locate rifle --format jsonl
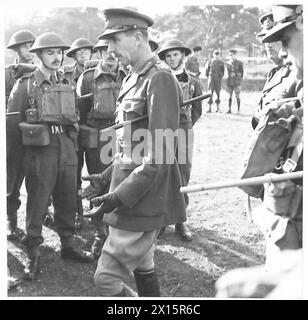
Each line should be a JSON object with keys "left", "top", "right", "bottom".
{"left": 100, "top": 92, "right": 212, "bottom": 133}
{"left": 180, "top": 171, "right": 303, "bottom": 194}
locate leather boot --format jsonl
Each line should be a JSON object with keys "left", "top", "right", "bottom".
{"left": 236, "top": 98, "right": 241, "bottom": 112}
{"left": 175, "top": 222, "right": 193, "bottom": 241}
{"left": 61, "top": 246, "right": 94, "bottom": 263}
{"left": 134, "top": 269, "right": 160, "bottom": 297}
{"left": 207, "top": 104, "right": 212, "bottom": 113}
{"left": 7, "top": 219, "right": 20, "bottom": 241}
{"left": 226, "top": 98, "right": 232, "bottom": 113}
{"left": 23, "top": 246, "right": 41, "bottom": 280}
{"left": 216, "top": 103, "right": 221, "bottom": 112}
{"left": 75, "top": 192, "right": 84, "bottom": 230}
{"left": 91, "top": 235, "right": 106, "bottom": 259}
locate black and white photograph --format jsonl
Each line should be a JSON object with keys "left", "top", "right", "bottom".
{"left": 2, "top": 0, "right": 305, "bottom": 302}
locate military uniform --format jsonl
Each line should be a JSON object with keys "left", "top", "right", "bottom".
{"left": 252, "top": 5, "right": 303, "bottom": 268}
{"left": 89, "top": 8, "right": 187, "bottom": 296}
{"left": 226, "top": 56, "right": 243, "bottom": 112}
{"left": 185, "top": 56, "right": 200, "bottom": 77}
{"left": 175, "top": 71, "right": 202, "bottom": 207}
{"left": 6, "top": 30, "right": 37, "bottom": 240}
{"left": 205, "top": 56, "right": 224, "bottom": 111}
{"left": 252, "top": 62, "right": 297, "bottom": 128}
{"left": 7, "top": 32, "right": 94, "bottom": 280}
{"left": 7, "top": 68, "right": 80, "bottom": 247}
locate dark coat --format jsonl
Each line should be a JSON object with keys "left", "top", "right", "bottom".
{"left": 103, "top": 56, "right": 187, "bottom": 232}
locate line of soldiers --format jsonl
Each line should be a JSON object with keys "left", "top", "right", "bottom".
{"left": 216, "top": 4, "right": 303, "bottom": 298}
{"left": 6, "top": 8, "right": 204, "bottom": 295}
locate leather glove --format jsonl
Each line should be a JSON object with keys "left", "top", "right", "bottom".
{"left": 81, "top": 165, "right": 113, "bottom": 200}
{"left": 83, "top": 192, "right": 121, "bottom": 218}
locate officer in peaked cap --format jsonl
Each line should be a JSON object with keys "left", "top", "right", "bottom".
{"left": 257, "top": 12, "right": 274, "bottom": 39}
{"left": 83, "top": 8, "right": 186, "bottom": 297}
{"left": 98, "top": 8, "right": 154, "bottom": 40}
{"left": 205, "top": 48, "right": 225, "bottom": 112}
{"left": 256, "top": 5, "right": 303, "bottom": 267}
{"left": 226, "top": 49, "right": 244, "bottom": 113}
{"left": 261, "top": 5, "right": 303, "bottom": 44}
{"left": 252, "top": 7, "right": 296, "bottom": 129}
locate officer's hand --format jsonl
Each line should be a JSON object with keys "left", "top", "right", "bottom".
{"left": 81, "top": 166, "right": 112, "bottom": 200}
{"left": 83, "top": 192, "right": 121, "bottom": 219}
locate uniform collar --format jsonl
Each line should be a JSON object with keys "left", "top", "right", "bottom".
{"left": 34, "top": 68, "right": 65, "bottom": 86}
{"left": 130, "top": 54, "right": 157, "bottom": 75}
{"left": 94, "top": 60, "right": 126, "bottom": 80}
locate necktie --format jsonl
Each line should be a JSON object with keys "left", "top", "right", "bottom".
{"left": 50, "top": 73, "right": 57, "bottom": 84}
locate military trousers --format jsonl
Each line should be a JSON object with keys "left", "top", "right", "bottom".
{"left": 23, "top": 130, "right": 77, "bottom": 248}
{"left": 94, "top": 226, "right": 159, "bottom": 296}
{"left": 208, "top": 78, "right": 222, "bottom": 105}
{"left": 7, "top": 142, "right": 25, "bottom": 222}
{"left": 177, "top": 122, "right": 194, "bottom": 207}
{"left": 252, "top": 205, "right": 302, "bottom": 269}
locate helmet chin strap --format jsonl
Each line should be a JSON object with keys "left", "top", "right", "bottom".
{"left": 172, "top": 61, "right": 185, "bottom": 75}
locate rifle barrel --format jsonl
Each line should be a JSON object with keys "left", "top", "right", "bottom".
{"left": 6, "top": 112, "right": 21, "bottom": 116}
{"left": 100, "top": 92, "right": 211, "bottom": 134}
{"left": 180, "top": 171, "right": 303, "bottom": 194}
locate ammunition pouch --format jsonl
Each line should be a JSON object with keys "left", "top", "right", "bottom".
{"left": 263, "top": 178, "right": 302, "bottom": 220}
{"left": 28, "top": 81, "right": 79, "bottom": 125}
{"left": 79, "top": 124, "right": 99, "bottom": 148}
{"left": 41, "top": 84, "right": 79, "bottom": 124}
{"left": 18, "top": 122, "right": 50, "bottom": 146}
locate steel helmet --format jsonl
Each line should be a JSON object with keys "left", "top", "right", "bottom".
{"left": 7, "top": 30, "right": 36, "bottom": 49}
{"left": 149, "top": 37, "right": 158, "bottom": 52}
{"left": 157, "top": 39, "right": 191, "bottom": 60}
{"left": 66, "top": 38, "right": 94, "bottom": 57}
{"left": 93, "top": 39, "right": 109, "bottom": 52}
{"left": 29, "top": 32, "right": 70, "bottom": 52}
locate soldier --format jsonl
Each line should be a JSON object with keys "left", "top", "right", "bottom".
{"left": 251, "top": 12, "right": 297, "bottom": 129}
{"left": 6, "top": 30, "right": 37, "bottom": 241}
{"left": 149, "top": 36, "right": 159, "bottom": 53}
{"left": 204, "top": 49, "right": 225, "bottom": 113}
{"left": 185, "top": 45, "right": 202, "bottom": 78}
{"left": 251, "top": 5, "right": 303, "bottom": 268}
{"left": 226, "top": 49, "right": 244, "bottom": 113}
{"left": 64, "top": 38, "right": 94, "bottom": 230}
{"left": 83, "top": 8, "right": 186, "bottom": 296}
{"left": 157, "top": 39, "right": 203, "bottom": 241}
{"left": 5, "top": 30, "right": 37, "bottom": 107}
{"left": 64, "top": 38, "right": 94, "bottom": 84}
{"left": 77, "top": 38, "right": 126, "bottom": 258}
{"left": 6, "top": 32, "right": 94, "bottom": 280}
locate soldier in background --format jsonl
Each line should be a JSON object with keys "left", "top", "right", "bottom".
{"left": 64, "top": 38, "right": 94, "bottom": 229}
{"left": 7, "top": 32, "right": 94, "bottom": 280}
{"left": 205, "top": 49, "right": 224, "bottom": 113}
{"left": 83, "top": 8, "right": 186, "bottom": 296}
{"left": 6, "top": 30, "right": 36, "bottom": 241}
{"left": 77, "top": 39, "right": 126, "bottom": 258}
{"left": 158, "top": 39, "right": 203, "bottom": 242}
{"left": 5, "top": 30, "right": 37, "bottom": 107}
{"left": 226, "top": 49, "right": 243, "bottom": 113}
{"left": 185, "top": 45, "right": 202, "bottom": 78}
{"left": 64, "top": 38, "right": 94, "bottom": 84}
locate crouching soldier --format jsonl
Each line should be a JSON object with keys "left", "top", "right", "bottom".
{"left": 6, "top": 32, "right": 94, "bottom": 280}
